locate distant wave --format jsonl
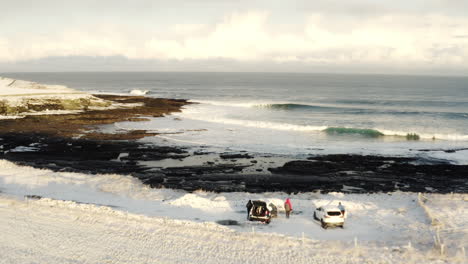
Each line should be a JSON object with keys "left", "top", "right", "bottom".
{"left": 257, "top": 103, "right": 468, "bottom": 119}
{"left": 130, "top": 89, "right": 149, "bottom": 95}
{"left": 336, "top": 99, "right": 468, "bottom": 108}
{"left": 343, "top": 109, "right": 468, "bottom": 119}
{"left": 195, "top": 100, "right": 354, "bottom": 111}
{"left": 195, "top": 100, "right": 468, "bottom": 119}
{"left": 254, "top": 103, "right": 343, "bottom": 111}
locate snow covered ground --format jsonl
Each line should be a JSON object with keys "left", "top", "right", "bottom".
{"left": 0, "top": 77, "right": 111, "bottom": 117}
{"left": 0, "top": 77, "right": 82, "bottom": 96}
{"left": 1, "top": 159, "right": 466, "bottom": 263}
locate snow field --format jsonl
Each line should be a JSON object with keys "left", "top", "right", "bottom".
{"left": 418, "top": 193, "right": 468, "bottom": 257}
{"left": 0, "top": 159, "right": 467, "bottom": 263}
{"left": 0, "top": 77, "right": 79, "bottom": 96}
{"left": 0, "top": 195, "right": 457, "bottom": 264}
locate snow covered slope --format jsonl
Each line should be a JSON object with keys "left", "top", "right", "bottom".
{"left": 0, "top": 159, "right": 467, "bottom": 263}
{"left": 0, "top": 77, "right": 111, "bottom": 117}
{"left": 0, "top": 195, "right": 434, "bottom": 264}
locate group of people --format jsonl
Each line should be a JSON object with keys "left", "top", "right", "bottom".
{"left": 246, "top": 198, "right": 294, "bottom": 219}
{"left": 246, "top": 199, "right": 346, "bottom": 220}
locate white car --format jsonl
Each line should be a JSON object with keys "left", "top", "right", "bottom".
{"left": 313, "top": 206, "right": 345, "bottom": 229}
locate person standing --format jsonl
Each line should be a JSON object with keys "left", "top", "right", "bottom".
{"left": 246, "top": 200, "right": 253, "bottom": 220}
{"left": 284, "top": 198, "right": 293, "bottom": 218}
{"left": 338, "top": 202, "right": 346, "bottom": 218}
{"left": 269, "top": 203, "right": 278, "bottom": 218}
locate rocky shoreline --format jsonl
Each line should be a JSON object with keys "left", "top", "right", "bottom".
{"left": 0, "top": 94, "right": 189, "bottom": 139}
{"left": 1, "top": 94, "right": 467, "bottom": 194}
{"left": 1, "top": 131, "right": 467, "bottom": 193}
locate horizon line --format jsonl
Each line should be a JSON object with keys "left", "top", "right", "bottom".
{"left": 2, "top": 71, "right": 467, "bottom": 78}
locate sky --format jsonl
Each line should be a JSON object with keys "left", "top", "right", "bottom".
{"left": 1, "top": 0, "right": 468, "bottom": 75}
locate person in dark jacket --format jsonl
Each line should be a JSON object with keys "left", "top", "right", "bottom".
{"left": 246, "top": 200, "right": 253, "bottom": 220}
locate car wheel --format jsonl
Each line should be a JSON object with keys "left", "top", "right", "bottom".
{"left": 321, "top": 219, "right": 327, "bottom": 229}
{"left": 340, "top": 224, "right": 344, "bottom": 229}
{"left": 313, "top": 212, "right": 318, "bottom": 220}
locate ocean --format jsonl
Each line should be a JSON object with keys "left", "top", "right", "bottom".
{"left": 4, "top": 72, "right": 468, "bottom": 163}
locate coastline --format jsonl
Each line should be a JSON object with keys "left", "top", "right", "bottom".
{"left": 1, "top": 120, "right": 467, "bottom": 193}
{"left": 1, "top": 76, "right": 467, "bottom": 264}
{"left": 0, "top": 94, "right": 189, "bottom": 140}
{"left": 1, "top": 77, "right": 467, "bottom": 194}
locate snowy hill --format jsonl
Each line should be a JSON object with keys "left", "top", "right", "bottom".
{"left": 0, "top": 77, "right": 111, "bottom": 117}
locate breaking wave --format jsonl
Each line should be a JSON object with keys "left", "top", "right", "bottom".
{"left": 178, "top": 111, "right": 468, "bottom": 141}
{"left": 184, "top": 100, "right": 468, "bottom": 141}
{"left": 195, "top": 100, "right": 468, "bottom": 119}
{"left": 324, "top": 127, "right": 384, "bottom": 138}
{"left": 324, "top": 127, "right": 468, "bottom": 141}
{"left": 180, "top": 115, "right": 327, "bottom": 132}
{"left": 130, "top": 89, "right": 150, "bottom": 95}
{"left": 255, "top": 104, "right": 468, "bottom": 119}
{"left": 194, "top": 100, "right": 347, "bottom": 111}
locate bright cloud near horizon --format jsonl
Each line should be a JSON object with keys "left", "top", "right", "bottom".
{"left": 1, "top": 0, "right": 468, "bottom": 74}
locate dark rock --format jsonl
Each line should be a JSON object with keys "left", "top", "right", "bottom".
{"left": 268, "top": 154, "right": 468, "bottom": 193}
{"left": 25, "top": 195, "right": 42, "bottom": 200}
{"left": 216, "top": 220, "right": 240, "bottom": 226}
{"left": 220, "top": 153, "right": 253, "bottom": 159}
{"left": 2, "top": 133, "right": 467, "bottom": 194}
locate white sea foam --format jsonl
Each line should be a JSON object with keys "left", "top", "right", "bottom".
{"left": 181, "top": 112, "right": 468, "bottom": 141}
{"left": 192, "top": 99, "right": 342, "bottom": 109}
{"left": 183, "top": 115, "right": 327, "bottom": 132}
{"left": 185, "top": 101, "right": 468, "bottom": 142}
{"left": 0, "top": 115, "right": 24, "bottom": 120}
{"left": 129, "top": 89, "right": 149, "bottom": 95}
{"left": 378, "top": 129, "right": 468, "bottom": 141}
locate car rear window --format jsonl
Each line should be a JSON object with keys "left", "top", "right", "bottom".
{"left": 327, "top": 211, "right": 341, "bottom": 216}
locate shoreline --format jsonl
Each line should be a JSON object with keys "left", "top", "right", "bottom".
{"left": 1, "top": 130, "right": 467, "bottom": 193}
{"left": 0, "top": 94, "right": 189, "bottom": 139}
{"left": 1, "top": 79, "right": 466, "bottom": 194}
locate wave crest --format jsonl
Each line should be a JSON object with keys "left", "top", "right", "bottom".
{"left": 130, "top": 89, "right": 149, "bottom": 95}
{"left": 324, "top": 127, "right": 384, "bottom": 138}
{"left": 255, "top": 103, "right": 337, "bottom": 111}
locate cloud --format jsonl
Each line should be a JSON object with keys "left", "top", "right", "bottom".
{"left": 1, "top": 11, "right": 468, "bottom": 71}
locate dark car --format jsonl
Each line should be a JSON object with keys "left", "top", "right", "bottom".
{"left": 248, "top": 200, "right": 271, "bottom": 224}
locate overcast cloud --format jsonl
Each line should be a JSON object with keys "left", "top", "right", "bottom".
{"left": 1, "top": 0, "right": 467, "bottom": 74}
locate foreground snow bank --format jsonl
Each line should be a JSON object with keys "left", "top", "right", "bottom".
{"left": 0, "top": 195, "right": 459, "bottom": 264}
{"left": 0, "top": 160, "right": 466, "bottom": 263}
{"left": 0, "top": 77, "right": 111, "bottom": 116}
